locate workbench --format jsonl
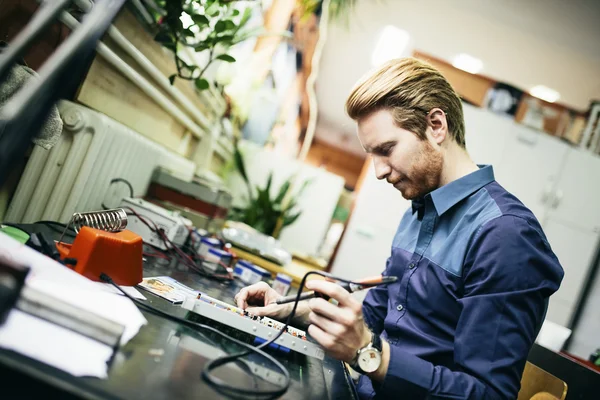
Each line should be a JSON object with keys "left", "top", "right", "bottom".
{"left": 0, "top": 224, "right": 357, "bottom": 400}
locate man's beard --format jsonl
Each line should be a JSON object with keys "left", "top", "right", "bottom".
{"left": 398, "top": 140, "right": 443, "bottom": 200}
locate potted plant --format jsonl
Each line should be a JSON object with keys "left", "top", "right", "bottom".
{"left": 227, "top": 141, "right": 311, "bottom": 237}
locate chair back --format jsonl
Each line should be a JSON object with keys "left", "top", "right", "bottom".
{"left": 518, "top": 361, "right": 567, "bottom": 400}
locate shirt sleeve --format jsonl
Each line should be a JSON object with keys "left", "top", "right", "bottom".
{"left": 374, "top": 215, "right": 564, "bottom": 399}
{"left": 362, "top": 256, "right": 392, "bottom": 335}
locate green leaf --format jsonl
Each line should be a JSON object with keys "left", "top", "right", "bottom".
{"left": 193, "top": 42, "right": 210, "bottom": 52}
{"left": 233, "top": 144, "right": 251, "bottom": 190}
{"left": 231, "top": 26, "right": 265, "bottom": 44}
{"left": 192, "top": 14, "right": 209, "bottom": 25}
{"left": 224, "top": 20, "right": 236, "bottom": 31}
{"left": 295, "top": 178, "right": 313, "bottom": 198}
{"left": 283, "top": 210, "right": 302, "bottom": 227}
{"left": 182, "top": 28, "right": 195, "bottom": 37}
{"left": 168, "top": 74, "right": 176, "bottom": 85}
{"left": 205, "top": 1, "right": 220, "bottom": 17}
{"left": 214, "top": 34, "right": 234, "bottom": 44}
{"left": 265, "top": 173, "right": 273, "bottom": 197}
{"left": 274, "top": 180, "right": 290, "bottom": 205}
{"left": 256, "top": 184, "right": 272, "bottom": 213}
{"left": 232, "top": 9, "right": 240, "bottom": 16}
{"left": 239, "top": 7, "right": 253, "bottom": 28}
{"left": 154, "top": 30, "right": 173, "bottom": 44}
{"left": 216, "top": 54, "right": 236, "bottom": 63}
{"left": 195, "top": 78, "right": 209, "bottom": 90}
{"left": 215, "top": 20, "right": 226, "bottom": 33}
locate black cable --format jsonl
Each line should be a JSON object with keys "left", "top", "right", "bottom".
{"left": 2, "top": 220, "right": 76, "bottom": 239}
{"left": 99, "top": 273, "right": 289, "bottom": 399}
{"left": 202, "top": 270, "right": 353, "bottom": 397}
{"left": 102, "top": 178, "right": 135, "bottom": 209}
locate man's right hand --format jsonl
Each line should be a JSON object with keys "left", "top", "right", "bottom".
{"left": 234, "top": 282, "right": 305, "bottom": 322}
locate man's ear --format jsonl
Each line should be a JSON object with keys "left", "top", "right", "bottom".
{"left": 427, "top": 108, "right": 448, "bottom": 145}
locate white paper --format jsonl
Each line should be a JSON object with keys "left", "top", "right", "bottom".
{"left": 0, "top": 233, "right": 147, "bottom": 377}
{"left": 0, "top": 310, "right": 113, "bottom": 378}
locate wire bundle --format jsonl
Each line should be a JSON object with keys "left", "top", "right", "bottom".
{"left": 123, "top": 206, "right": 233, "bottom": 282}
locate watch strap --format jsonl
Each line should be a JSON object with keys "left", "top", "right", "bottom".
{"left": 371, "top": 331, "right": 382, "bottom": 352}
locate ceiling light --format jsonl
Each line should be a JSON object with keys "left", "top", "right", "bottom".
{"left": 371, "top": 25, "right": 410, "bottom": 67}
{"left": 452, "top": 53, "right": 483, "bottom": 74}
{"left": 529, "top": 85, "right": 560, "bottom": 103}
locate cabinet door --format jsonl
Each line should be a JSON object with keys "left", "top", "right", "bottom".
{"left": 543, "top": 218, "right": 600, "bottom": 326}
{"left": 546, "top": 149, "right": 600, "bottom": 232}
{"left": 494, "top": 124, "right": 569, "bottom": 223}
{"left": 543, "top": 148, "right": 600, "bottom": 327}
{"left": 463, "top": 104, "right": 511, "bottom": 167}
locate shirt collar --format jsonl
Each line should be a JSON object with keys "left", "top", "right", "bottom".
{"left": 412, "top": 165, "right": 495, "bottom": 217}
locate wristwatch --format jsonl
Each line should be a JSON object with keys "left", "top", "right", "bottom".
{"left": 350, "top": 331, "right": 382, "bottom": 374}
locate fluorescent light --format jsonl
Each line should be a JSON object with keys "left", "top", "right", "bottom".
{"left": 530, "top": 85, "right": 560, "bottom": 103}
{"left": 452, "top": 53, "right": 483, "bottom": 74}
{"left": 371, "top": 25, "right": 410, "bottom": 66}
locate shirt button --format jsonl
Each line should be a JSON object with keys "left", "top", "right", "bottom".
{"left": 397, "top": 304, "right": 404, "bottom": 311}
{"left": 409, "top": 263, "right": 415, "bottom": 269}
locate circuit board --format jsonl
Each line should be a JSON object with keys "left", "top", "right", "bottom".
{"left": 181, "top": 293, "right": 325, "bottom": 360}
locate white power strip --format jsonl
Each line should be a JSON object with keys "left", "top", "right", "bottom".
{"left": 120, "top": 197, "right": 191, "bottom": 250}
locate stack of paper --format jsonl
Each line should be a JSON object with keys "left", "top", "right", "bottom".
{"left": 0, "top": 233, "right": 147, "bottom": 378}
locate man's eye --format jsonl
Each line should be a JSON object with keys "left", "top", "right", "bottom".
{"left": 381, "top": 145, "right": 394, "bottom": 156}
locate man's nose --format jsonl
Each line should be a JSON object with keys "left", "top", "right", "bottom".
{"left": 373, "top": 157, "right": 391, "bottom": 181}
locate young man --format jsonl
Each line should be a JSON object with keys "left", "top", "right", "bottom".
{"left": 235, "top": 58, "right": 564, "bottom": 399}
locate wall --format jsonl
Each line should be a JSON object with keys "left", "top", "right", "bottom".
{"left": 305, "top": 138, "right": 366, "bottom": 189}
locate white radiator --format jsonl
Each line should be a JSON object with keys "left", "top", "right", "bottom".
{"left": 6, "top": 100, "right": 196, "bottom": 224}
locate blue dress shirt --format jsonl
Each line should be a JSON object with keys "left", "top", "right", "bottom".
{"left": 357, "top": 165, "right": 564, "bottom": 399}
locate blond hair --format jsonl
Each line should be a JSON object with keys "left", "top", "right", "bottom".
{"left": 345, "top": 58, "right": 466, "bottom": 148}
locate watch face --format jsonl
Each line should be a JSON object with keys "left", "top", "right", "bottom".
{"left": 357, "top": 349, "right": 381, "bottom": 373}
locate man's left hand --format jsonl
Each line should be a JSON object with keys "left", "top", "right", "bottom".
{"left": 304, "top": 279, "right": 371, "bottom": 363}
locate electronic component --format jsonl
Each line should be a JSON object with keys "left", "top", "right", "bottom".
{"left": 182, "top": 293, "right": 324, "bottom": 360}
{"left": 147, "top": 169, "right": 232, "bottom": 233}
{"left": 120, "top": 197, "right": 191, "bottom": 250}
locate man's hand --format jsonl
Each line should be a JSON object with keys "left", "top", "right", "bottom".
{"left": 305, "top": 280, "right": 372, "bottom": 363}
{"left": 234, "top": 282, "right": 298, "bottom": 321}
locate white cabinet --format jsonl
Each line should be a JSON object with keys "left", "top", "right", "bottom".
{"left": 494, "top": 124, "right": 569, "bottom": 222}
{"left": 545, "top": 149, "right": 600, "bottom": 232}
{"left": 540, "top": 148, "right": 600, "bottom": 327}
{"left": 492, "top": 126, "right": 600, "bottom": 328}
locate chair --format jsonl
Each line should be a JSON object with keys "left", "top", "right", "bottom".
{"left": 518, "top": 361, "right": 568, "bottom": 400}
